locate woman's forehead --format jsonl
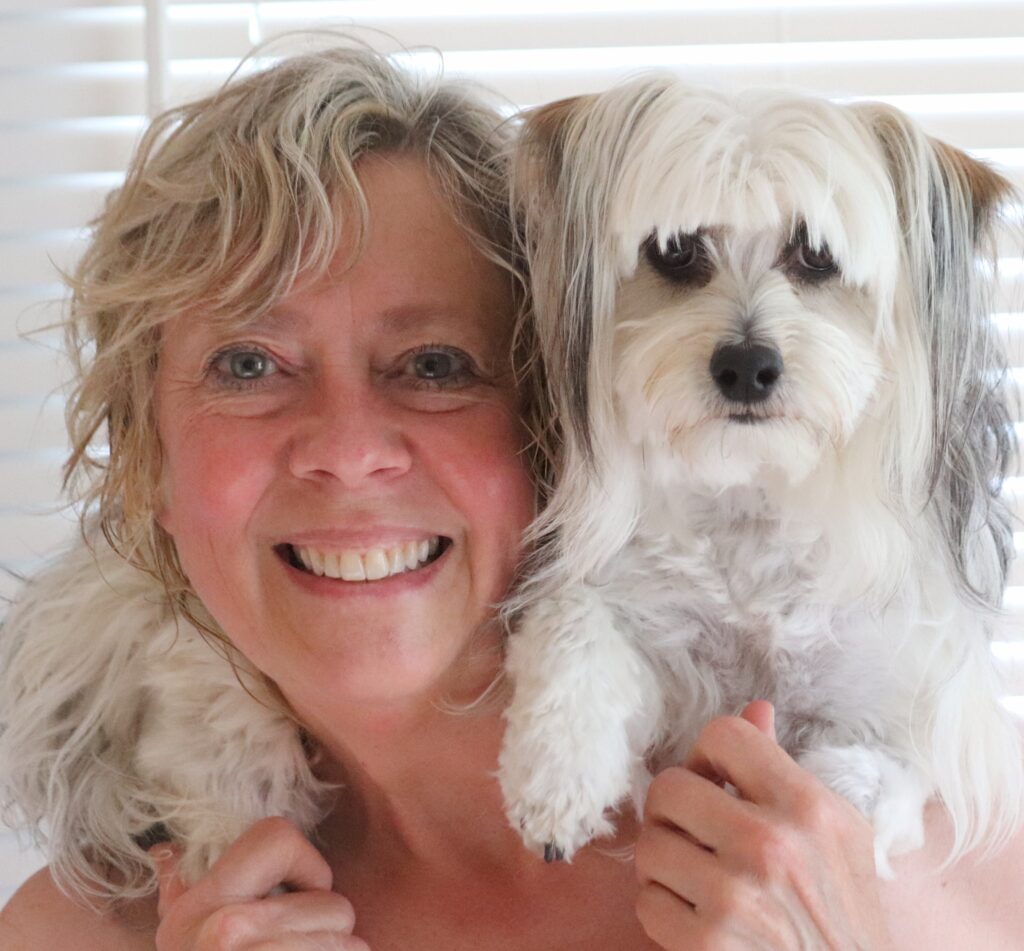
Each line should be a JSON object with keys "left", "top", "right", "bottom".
{"left": 164, "top": 155, "right": 514, "bottom": 348}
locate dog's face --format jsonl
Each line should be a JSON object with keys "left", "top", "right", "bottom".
{"left": 549, "top": 88, "right": 915, "bottom": 494}
{"left": 613, "top": 217, "right": 887, "bottom": 491}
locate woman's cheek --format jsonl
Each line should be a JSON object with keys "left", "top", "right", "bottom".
{"left": 158, "top": 413, "right": 280, "bottom": 541}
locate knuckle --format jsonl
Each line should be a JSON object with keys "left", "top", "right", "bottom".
{"left": 747, "top": 823, "right": 798, "bottom": 879}
{"left": 643, "top": 770, "right": 670, "bottom": 820}
{"left": 197, "top": 904, "right": 256, "bottom": 949}
{"left": 257, "top": 814, "right": 300, "bottom": 842}
{"left": 331, "top": 894, "right": 357, "bottom": 930}
{"left": 791, "top": 780, "right": 838, "bottom": 834}
{"left": 644, "top": 766, "right": 689, "bottom": 820}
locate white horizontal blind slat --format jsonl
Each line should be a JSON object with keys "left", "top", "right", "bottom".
{"left": 166, "top": 2, "right": 1024, "bottom": 51}
{"left": 0, "top": 124, "right": 143, "bottom": 177}
{"left": 0, "top": 10, "right": 145, "bottom": 69}
{"left": 0, "top": 177, "right": 119, "bottom": 235}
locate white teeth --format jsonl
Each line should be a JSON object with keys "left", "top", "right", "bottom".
{"left": 403, "top": 541, "right": 419, "bottom": 570}
{"left": 293, "top": 536, "right": 443, "bottom": 582}
{"left": 364, "top": 548, "right": 389, "bottom": 581}
{"left": 339, "top": 551, "right": 365, "bottom": 582}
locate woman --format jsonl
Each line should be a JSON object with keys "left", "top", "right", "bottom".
{"left": 0, "top": 45, "right": 1021, "bottom": 950}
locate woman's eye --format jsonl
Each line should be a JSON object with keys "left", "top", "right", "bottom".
{"left": 210, "top": 347, "right": 279, "bottom": 386}
{"left": 406, "top": 346, "right": 475, "bottom": 386}
{"left": 414, "top": 350, "right": 456, "bottom": 379}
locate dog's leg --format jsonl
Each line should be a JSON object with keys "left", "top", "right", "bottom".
{"left": 797, "top": 744, "right": 932, "bottom": 879}
{"left": 499, "top": 582, "right": 662, "bottom": 861}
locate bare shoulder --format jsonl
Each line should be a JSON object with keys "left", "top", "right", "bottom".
{"left": 0, "top": 867, "right": 157, "bottom": 950}
{"left": 881, "top": 804, "right": 1024, "bottom": 951}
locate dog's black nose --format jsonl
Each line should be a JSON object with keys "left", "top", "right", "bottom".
{"left": 709, "top": 343, "right": 783, "bottom": 404}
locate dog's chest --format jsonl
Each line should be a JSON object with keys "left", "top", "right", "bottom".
{"left": 622, "top": 505, "right": 824, "bottom": 629}
{"left": 602, "top": 508, "right": 844, "bottom": 713}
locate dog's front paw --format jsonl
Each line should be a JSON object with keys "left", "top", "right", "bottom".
{"left": 498, "top": 714, "right": 636, "bottom": 862}
{"left": 798, "top": 744, "right": 931, "bottom": 878}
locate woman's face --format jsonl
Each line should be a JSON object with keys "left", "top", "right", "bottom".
{"left": 155, "top": 155, "right": 535, "bottom": 714}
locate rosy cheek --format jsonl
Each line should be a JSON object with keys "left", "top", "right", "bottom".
{"left": 450, "top": 413, "right": 535, "bottom": 542}
{"left": 160, "top": 417, "right": 276, "bottom": 539}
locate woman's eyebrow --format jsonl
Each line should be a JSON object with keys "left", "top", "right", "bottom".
{"left": 377, "top": 303, "right": 483, "bottom": 337}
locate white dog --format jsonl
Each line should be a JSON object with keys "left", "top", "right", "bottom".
{"left": 497, "top": 77, "right": 1023, "bottom": 877}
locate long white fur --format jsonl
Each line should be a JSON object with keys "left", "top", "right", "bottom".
{"left": 499, "top": 76, "right": 1023, "bottom": 875}
{"left": 0, "top": 534, "right": 329, "bottom": 899}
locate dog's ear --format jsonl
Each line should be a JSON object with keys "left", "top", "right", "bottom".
{"left": 516, "top": 95, "right": 593, "bottom": 193}
{"left": 512, "top": 94, "right": 599, "bottom": 465}
{"left": 859, "top": 102, "right": 1017, "bottom": 605}
{"left": 931, "top": 138, "right": 1015, "bottom": 233}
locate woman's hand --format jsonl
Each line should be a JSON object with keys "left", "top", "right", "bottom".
{"left": 151, "top": 816, "right": 370, "bottom": 950}
{"left": 634, "top": 702, "right": 894, "bottom": 950}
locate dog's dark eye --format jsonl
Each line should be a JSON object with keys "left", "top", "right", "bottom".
{"left": 784, "top": 224, "right": 839, "bottom": 284}
{"left": 644, "top": 231, "right": 712, "bottom": 286}
{"left": 798, "top": 243, "right": 835, "bottom": 273}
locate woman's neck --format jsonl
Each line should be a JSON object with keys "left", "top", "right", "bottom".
{"left": 312, "top": 693, "right": 529, "bottom": 875}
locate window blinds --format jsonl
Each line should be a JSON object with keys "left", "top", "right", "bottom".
{"left": 2, "top": 0, "right": 1023, "bottom": 905}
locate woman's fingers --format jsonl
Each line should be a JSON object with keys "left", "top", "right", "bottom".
{"left": 738, "top": 699, "right": 775, "bottom": 739}
{"left": 635, "top": 818, "right": 722, "bottom": 909}
{"left": 204, "top": 817, "right": 334, "bottom": 898}
{"left": 634, "top": 707, "right": 893, "bottom": 951}
{"left": 153, "top": 817, "right": 366, "bottom": 951}
{"left": 201, "top": 892, "right": 357, "bottom": 938}
{"left": 683, "top": 713, "right": 814, "bottom": 808}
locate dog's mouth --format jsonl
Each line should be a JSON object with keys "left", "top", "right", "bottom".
{"left": 727, "top": 412, "right": 770, "bottom": 425}
{"left": 276, "top": 537, "right": 451, "bottom": 582}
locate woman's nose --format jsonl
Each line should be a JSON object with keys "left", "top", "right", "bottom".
{"left": 286, "top": 381, "right": 413, "bottom": 487}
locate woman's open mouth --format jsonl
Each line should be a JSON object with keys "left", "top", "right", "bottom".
{"left": 277, "top": 537, "right": 451, "bottom": 582}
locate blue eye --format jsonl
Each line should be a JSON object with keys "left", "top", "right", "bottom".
{"left": 231, "top": 352, "right": 271, "bottom": 378}
{"left": 414, "top": 350, "right": 457, "bottom": 379}
{"left": 407, "top": 346, "right": 474, "bottom": 387}
{"left": 210, "top": 347, "right": 279, "bottom": 388}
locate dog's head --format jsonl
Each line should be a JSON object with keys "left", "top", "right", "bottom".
{"left": 518, "top": 77, "right": 1015, "bottom": 598}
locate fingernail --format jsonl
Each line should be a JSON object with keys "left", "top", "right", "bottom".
{"left": 150, "top": 846, "right": 174, "bottom": 863}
